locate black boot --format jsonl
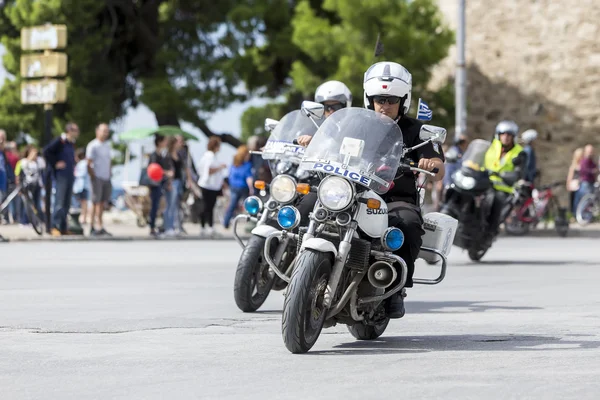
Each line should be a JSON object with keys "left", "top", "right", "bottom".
{"left": 388, "top": 288, "right": 406, "bottom": 319}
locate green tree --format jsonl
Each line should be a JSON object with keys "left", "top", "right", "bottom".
{"left": 240, "top": 0, "right": 455, "bottom": 135}
{"left": 0, "top": 0, "right": 259, "bottom": 146}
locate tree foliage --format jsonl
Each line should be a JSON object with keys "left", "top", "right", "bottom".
{"left": 240, "top": 0, "right": 455, "bottom": 135}
{"left": 0, "top": 0, "right": 454, "bottom": 149}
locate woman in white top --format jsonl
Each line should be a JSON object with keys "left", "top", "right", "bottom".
{"left": 198, "top": 136, "right": 226, "bottom": 236}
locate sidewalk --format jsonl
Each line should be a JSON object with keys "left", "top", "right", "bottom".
{"left": 0, "top": 210, "right": 249, "bottom": 242}
{"left": 1, "top": 210, "right": 598, "bottom": 242}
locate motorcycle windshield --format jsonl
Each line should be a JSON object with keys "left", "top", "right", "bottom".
{"left": 300, "top": 107, "right": 403, "bottom": 194}
{"left": 461, "top": 139, "right": 491, "bottom": 171}
{"left": 262, "top": 110, "right": 322, "bottom": 162}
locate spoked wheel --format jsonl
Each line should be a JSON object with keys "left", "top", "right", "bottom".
{"left": 504, "top": 210, "right": 530, "bottom": 236}
{"left": 576, "top": 194, "right": 597, "bottom": 226}
{"left": 282, "top": 250, "right": 333, "bottom": 354}
{"left": 468, "top": 247, "right": 487, "bottom": 261}
{"left": 233, "top": 235, "right": 277, "bottom": 312}
{"left": 24, "top": 195, "right": 44, "bottom": 236}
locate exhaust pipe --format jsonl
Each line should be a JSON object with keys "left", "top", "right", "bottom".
{"left": 367, "top": 261, "right": 397, "bottom": 289}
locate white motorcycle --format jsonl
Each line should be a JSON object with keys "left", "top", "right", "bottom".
{"left": 232, "top": 110, "right": 321, "bottom": 312}
{"left": 270, "top": 102, "right": 458, "bottom": 353}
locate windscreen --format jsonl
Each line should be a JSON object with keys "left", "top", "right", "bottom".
{"left": 262, "top": 110, "right": 322, "bottom": 163}
{"left": 300, "top": 107, "right": 403, "bottom": 194}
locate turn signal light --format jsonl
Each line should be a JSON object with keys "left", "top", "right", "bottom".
{"left": 296, "top": 183, "right": 311, "bottom": 195}
{"left": 366, "top": 199, "right": 381, "bottom": 209}
{"left": 254, "top": 180, "right": 266, "bottom": 190}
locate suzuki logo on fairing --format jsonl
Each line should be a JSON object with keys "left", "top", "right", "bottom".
{"left": 312, "top": 163, "right": 371, "bottom": 185}
{"left": 366, "top": 208, "right": 388, "bottom": 215}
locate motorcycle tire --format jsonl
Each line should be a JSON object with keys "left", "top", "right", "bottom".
{"left": 233, "top": 235, "right": 276, "bottom": 312}
{"left": 468, "top": 247, "right": 487, "bottom": 261}
{"left": 347, "top": 318, "right": 390, "bottom": 341}
{"left": 575, "top": 194, "right": 596, "bottom": 226}
{"left": 282, "top": 250, "right": 333, "bottom": 354}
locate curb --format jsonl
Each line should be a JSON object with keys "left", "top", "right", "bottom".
{"left": 0, "top": 234, "right": 249, "bottom": 243}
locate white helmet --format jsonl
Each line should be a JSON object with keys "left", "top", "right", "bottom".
{"left": 495, "top": 120, "right": 519, "bottom": 138}
{"left": 522, "top": 129, "right": 538, "bottom": 144}
{"left": 314, "top": 80, "right": 352, "bottom": 107}
{"left": 363, "top": 61, "right": 412, "bottom": 116}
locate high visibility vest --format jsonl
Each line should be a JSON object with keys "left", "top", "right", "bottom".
{"left": 483, "top": 139, "right": 523, "bottom": 193}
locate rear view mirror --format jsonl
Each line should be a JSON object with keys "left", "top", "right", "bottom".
{"left": 301, "top": 101, "right": 325, "bottom": 119}
{"left": 264, "top": 118, "right": 279, "bottom": 132}
{"left": 419, "top": 124, "right": 447, "bottom": 144}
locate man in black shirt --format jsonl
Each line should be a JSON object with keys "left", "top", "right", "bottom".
{"left": 363, "top": 61, "right": 445, "bottom": 318}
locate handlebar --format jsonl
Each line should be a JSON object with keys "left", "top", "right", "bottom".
{"left": 398, "top": 163, "right": 438, "bottom": 177}
{"left": 292, "top": 139, "right": 299, "bottom": 145}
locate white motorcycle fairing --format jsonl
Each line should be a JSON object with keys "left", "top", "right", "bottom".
{"left": 251, "top": 225, "right": 280, "bottom": 238}
{"left": 300, "top": 238, "right": 338, "bottom": 256}
{"left": 355, "top": 191, "right": 388, "bottom": 238}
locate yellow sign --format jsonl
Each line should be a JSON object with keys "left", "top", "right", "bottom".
{"left": 21, "top": 79, "right": 67, "bottom": 105}
{"left": 20, "top": 53, "right": 68, "bottom": 78}
{"left": 21, "top": 25, "right": 68, "bottom": 51}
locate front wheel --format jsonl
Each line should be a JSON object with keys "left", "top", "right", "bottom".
{"left": 348, "top": 318, "right": 390, "bottom": 340}
{"left": 282, "top": 250, "right": 333, "bottom": 354}
{"left": 575, "top": 194, "right": 597, "bottom": 226}
{"left": 23, "top": 194, "right": 44, "bottom": 236}
{"left": 233, "top": 235, "right": 276, "bottom": 312}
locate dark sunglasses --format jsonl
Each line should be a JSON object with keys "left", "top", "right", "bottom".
{"left": 372, "top": 95, "right": 402, "bottom": 105}
{"left": 323, "top": 103, "right": 344, "bottom": 112}
{"left": 498, "top": 131, "right": 513, "bottom": 136}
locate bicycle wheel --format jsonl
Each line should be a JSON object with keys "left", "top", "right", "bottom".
{"left": 22, "top": 193, "right": 44, "bottom": 236}
{"left": 576, "top": 194, "right": 597, "bottom": 226}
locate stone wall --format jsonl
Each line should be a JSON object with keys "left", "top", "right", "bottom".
{"left": 430, "top": 0, "right": 600, "bottom": 188}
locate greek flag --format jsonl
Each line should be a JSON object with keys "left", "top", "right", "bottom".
{"left": 416, "top": 98, "right": 433, "bottom": 121}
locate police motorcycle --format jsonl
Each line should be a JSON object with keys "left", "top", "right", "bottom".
{"left": 232, "top": 109, "right": 322, "bottom": 312}
{"left": 440, "top": 139, "right": 523, "bottom": 261}
{"left": 270, "top": 102, "right": 457, "bottom": 354}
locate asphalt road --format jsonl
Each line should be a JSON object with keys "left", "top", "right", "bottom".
{"left": 1, "top": 238, "right": 599, "bottom": 399}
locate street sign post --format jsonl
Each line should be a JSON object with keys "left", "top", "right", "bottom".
{"left": 20, "top": 79, "right": 67, "bottom": 104}
{"left": 20, "top": 53, "right": 68, "bottom": 78}
{"left": 20, "top": 24, "right": 69, "bottom": 233}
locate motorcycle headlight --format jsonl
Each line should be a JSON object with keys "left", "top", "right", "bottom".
{"left": 276, "top": 161, "right": 293, "bottom": 175}
{"left": 243, "top": 196, "right": 263, "bottom": 216}
{"left": 277, "top": 206, "right": 301, "bottom": 230}
{"left": 453, "top": 170, "right": 476, "bottom": 190}
{"left": 317, "top": 176, "right": 354, "bottom": 211}
{"left": 269, "top": 175, "right": 297, "bottom": 204}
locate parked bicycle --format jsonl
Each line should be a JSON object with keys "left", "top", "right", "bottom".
{"left": 575, "top": 182, "right": 600, "bottom": 226}
{"left": 0, "top": 181, "right": 46, "bottom": 235}
{"left": 504, "top": 181, "right": 569, "bottom": 237}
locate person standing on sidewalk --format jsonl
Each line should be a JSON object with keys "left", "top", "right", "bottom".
{"left": 223, "top": 145, "right": 253, "bottom": 229}
{"left": 198, "top": 136, "right": 226, "bottom": 237}
{"left": 163, "top": 136, "right": 184, "bottom": 237}
{"left": 43, "top": 122, "right": 79, "bottom": 236}
{"left": 0, "top": 129, "right": 16, "bottom": 224}
{"left": 86, "top": 123, "right": 113, "bottom": 236}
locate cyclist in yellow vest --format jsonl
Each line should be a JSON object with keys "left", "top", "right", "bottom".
{"left": 483, "top": 120, "right": 526, "bottom": 233}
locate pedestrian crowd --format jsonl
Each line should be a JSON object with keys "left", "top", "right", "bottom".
{"left": 1, "top": 124, "right": 273, "bottom": 239}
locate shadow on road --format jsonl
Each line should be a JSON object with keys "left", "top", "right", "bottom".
{"left": 308, "top": 334, "right": 600, "bottom": 355}
{"left": 449, "top": 260, "right": 598, "bottom": 267}
{"left": 406, "top": 300, "right": 543, "bottom": 314}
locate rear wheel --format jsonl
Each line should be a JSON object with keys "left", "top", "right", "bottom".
{"left": 23, "top": 194, "right": 44, "bottom": 236}
{"left": 281, "top": 250, "right": 332, "bottom": 354}
{"left": 468, "top": 247, "right": 487, "bottom": 261}
{"left": 347, "top": 318, "right": 390, "bottom": 340}
{"left": 575, "top": 194, "right": 597, "bottom": 226}
{"left": 504, "top": 209, "right": 530, "bottom": 236}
